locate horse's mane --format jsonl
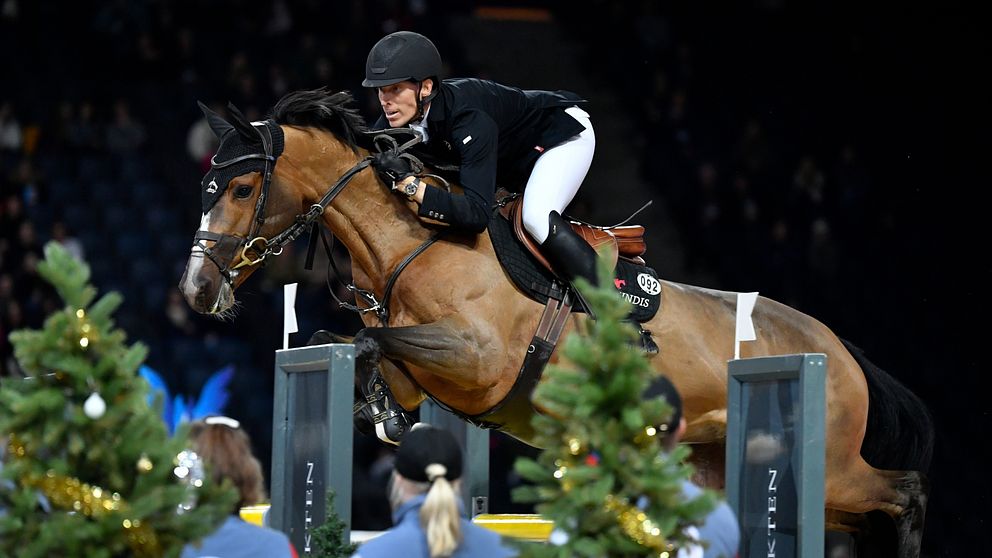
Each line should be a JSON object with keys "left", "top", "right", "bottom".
{"left": 270, "top": 88, "right": 369, "bottom": 152}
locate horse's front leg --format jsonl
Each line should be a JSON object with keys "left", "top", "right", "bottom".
{"left": 353, "top": 319, "right": 496, "bottom": 444}
{"left": 308, "top": 329, "right": 426, "bottom": 411}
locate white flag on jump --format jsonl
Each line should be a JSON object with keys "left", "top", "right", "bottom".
{"left": 283, "top": 283, "right": 298, "bottom": 350}
{"left": 734, "top": 292, "right": 758, "bottom": 359}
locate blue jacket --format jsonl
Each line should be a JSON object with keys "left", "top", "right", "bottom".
{"left": 182, "top": 515, "right": 296, "bottom": 558}
{"left": 353, "top": 495, "right": 516, "bottom": 558}
{"left": 682, "top": 480, "right": 740, "bottom": 558}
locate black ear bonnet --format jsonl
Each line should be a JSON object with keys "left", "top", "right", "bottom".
{"left": 198, "top": 102, "right": 285, "bottom": 213}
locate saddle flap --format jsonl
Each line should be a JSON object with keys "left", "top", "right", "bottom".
{"left": 496, "top": 188, "right": 648, "bottom": 276}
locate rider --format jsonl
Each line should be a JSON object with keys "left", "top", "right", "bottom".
{"left": 363, "top": 30, "right": 600, "bottom": 291}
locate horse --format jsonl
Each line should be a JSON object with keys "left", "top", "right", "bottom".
{"left": 178, "top": 89, "right": 933, "bottom": 557}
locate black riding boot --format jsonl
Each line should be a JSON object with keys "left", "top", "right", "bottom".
{"left": 541, "top": 212, "right": 658, "bottom": 354}
{"left": 541, "top": 211, "right": 599, "bottom": 288}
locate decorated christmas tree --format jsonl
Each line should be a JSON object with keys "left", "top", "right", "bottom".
{"left": 512, "top": 257, "right": 716, "bottom": 557}
{"left": 0, "top": 242, "right": 237, "bottom": 557}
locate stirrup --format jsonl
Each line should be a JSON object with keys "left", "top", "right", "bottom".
{"left": 354, "top": 372, "right": 415, "bottom": 445}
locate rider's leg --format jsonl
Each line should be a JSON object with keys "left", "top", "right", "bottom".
{"left": 521, "top": 106, "right": 598, "bottom": 286}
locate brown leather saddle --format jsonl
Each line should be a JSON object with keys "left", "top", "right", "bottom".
{"left": 495, "top": 189, "right": 647, "bottom": 275}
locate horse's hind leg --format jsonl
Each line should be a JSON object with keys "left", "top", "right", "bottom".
{"left": 827, "top": 459, "right": 929, "bottom": 558}
{"left": 889, "top": 470, "right": 928, "bottom": 558}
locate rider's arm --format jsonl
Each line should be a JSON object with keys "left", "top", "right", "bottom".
{"left": 415, "top": 110, "right": 497, "bottom": 233}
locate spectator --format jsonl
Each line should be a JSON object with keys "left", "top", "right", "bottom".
{"left": 186, "top": 102, "right": 224, "bottom": 172}
{"left": 66, "top": 102, "right": 102, "bottom": 154}
{"left": 105, "top": 100, "right": 147, "bottom": 155}
{"left": 0, "top": 102, "right": 22, "bottom": 152}
{"left": 181, "top": 416, "right": 297, "bottom": 558}
{"left": 645, "top": 376, "right": 740, "bottom": 558}
{"left": 50, "top": 220, "right": 84, "bottom": 262}
{"left": 351, "top": 425, "right": 516, "bottom": 558}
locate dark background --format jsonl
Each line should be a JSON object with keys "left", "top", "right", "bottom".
{"left": 0, "top": 1, "right": 986, "bottom": 556}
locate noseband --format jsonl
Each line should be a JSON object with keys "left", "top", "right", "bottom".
{"left": 193, "top": 120, "right": 373, "bottom": 285}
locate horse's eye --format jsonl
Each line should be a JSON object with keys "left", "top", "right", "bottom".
{"left": 234, "top": 184, "right": 253, "bottom": 199}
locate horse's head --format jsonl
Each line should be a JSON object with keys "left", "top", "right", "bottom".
{"left": 179, "top": 101, "right": 302, "bottom": 315}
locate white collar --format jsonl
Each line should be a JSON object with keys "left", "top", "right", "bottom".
{"left": 409, "top": 103, "right": 431, "bottom": 143}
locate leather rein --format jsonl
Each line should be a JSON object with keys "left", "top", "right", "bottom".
{"left": 192, "top": 122, "right": 439, "bottom": 326}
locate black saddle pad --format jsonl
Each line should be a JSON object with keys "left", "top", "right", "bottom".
{"left": 488, "top": 208, "right": 661, "bottom": 322}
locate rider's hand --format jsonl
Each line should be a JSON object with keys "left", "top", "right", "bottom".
{"left": 371, "top": 149, "right": 415, "bottom": 186}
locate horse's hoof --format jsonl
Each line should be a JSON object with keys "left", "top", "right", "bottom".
{"left": 308, "top": 329, "right": 352, "bottom": 346}
{"left": 307, "top": 330, "right": 335, "bottom": 346}
{"left": 640, "top": 330, "right": 659, "bottom": 355}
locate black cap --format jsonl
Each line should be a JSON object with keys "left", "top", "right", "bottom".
{"left": 644, "top": 375, "right": 683, "bottom": 434}
{"left": 363, "top": 31, "right": 443, "bottom": 88}
{"left": 394, "top": 425, "right": 463, "bottom": 482}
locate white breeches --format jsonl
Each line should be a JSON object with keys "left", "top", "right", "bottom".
{"left": 521, "top": 106, "right": 595, "bottom": 243}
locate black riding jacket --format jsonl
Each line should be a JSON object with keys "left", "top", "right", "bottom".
{"left": 371, "top": 78, "right": 586, "bottom": 233}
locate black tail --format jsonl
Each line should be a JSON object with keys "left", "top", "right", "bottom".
{"left": 843, "top": 339, "right": 935, "bottom": 473}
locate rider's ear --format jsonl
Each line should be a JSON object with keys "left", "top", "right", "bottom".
{"left": 198, "top": 101, "right": 234, "bottom": 139}
{"left": 420, "top": 79, "right": 434, "bottom": 100}
{"left": 226, "top": 102, "right": 259, "bottom": 140}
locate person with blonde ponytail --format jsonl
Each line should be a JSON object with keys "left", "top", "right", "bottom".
{"left": 352, "top": 426, "right": 515, "bottom": 558}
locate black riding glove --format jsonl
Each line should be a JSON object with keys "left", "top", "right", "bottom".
{"left": 371, "top": 149, "right": 417, "bottom": 186}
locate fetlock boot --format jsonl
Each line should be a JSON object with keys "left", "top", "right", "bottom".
{"left": 541, "top": 211, "right": 600, "bottom": 313}
{"left": 354, "top": 367, "right": 415, "bottom": 445}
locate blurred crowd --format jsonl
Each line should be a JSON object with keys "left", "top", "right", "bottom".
{"left": 1, "top": 0, "right": 924, "bottom": 533}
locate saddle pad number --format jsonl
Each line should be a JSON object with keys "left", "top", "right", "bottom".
{"left": 637, "top": 273, "right": 662, "bottom": 295}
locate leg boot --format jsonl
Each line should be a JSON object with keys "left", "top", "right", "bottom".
{"left": 541, "top": 211, "right": 600, "bottom": 315}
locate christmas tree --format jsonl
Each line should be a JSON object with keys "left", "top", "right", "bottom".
{"left": 311, "top": 490, "right": 358, "bottom": 558}
{"left": 0, "top": 242, "right": 237, "bottom": 557}
{"left": 512, "top": 257, "right": 716, "bottom": 557}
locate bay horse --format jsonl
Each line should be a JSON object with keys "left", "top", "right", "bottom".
{"left": 179, "top": 89, "right": 933, "bottom": 557}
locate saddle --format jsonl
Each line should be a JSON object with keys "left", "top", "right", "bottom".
{"left": 495, "top": 188, "right": 648, "bottom": 274}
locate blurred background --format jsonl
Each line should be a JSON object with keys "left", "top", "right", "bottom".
{"left": 0, "top": 1, "right": 985, "bottom": 555}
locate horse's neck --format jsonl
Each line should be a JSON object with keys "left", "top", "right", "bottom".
{"left": 291, "top": 130, "right": 429, "bottom": 286}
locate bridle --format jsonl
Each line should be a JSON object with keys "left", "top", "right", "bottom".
{"left": 192, "top": 120, "right": 374, "bottom": 286}
{"left": 191, "top": 122, "right": 442, "bottom": 326}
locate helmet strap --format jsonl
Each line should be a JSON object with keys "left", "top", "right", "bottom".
{"left": 413, "top": 81, "right": 426, "bottom": 121}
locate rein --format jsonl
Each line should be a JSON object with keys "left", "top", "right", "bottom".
{"left": 196, "top": 121, "right": 442, "bottom": 325}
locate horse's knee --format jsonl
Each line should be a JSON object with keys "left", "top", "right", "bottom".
{"left": 684, "top": 409, "right": 727, "bottom": 442}
{"left": 353, "top": 328, "right": 382, "bottom": 368}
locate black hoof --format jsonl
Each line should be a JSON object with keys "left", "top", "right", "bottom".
{"left": 640, "top": 327, "right": 659, "bottom": 355}
{"left": 307, "top": 329, "right": 351, "bottom": 347}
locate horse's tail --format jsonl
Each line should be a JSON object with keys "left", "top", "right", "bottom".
{"left": 842, "top": 339, "right": 935, "bottom": 473}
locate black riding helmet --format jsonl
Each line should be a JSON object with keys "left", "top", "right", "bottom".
{"left": 363, "top": 31, "right": 442, "bottom": 119}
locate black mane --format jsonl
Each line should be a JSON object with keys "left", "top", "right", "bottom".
{"left": 270, "top": 88, "right": 370, "bottom": 152}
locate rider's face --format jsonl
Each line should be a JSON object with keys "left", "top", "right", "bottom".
{"left": 377, "top": 80, "right": 432, "bottom": 127}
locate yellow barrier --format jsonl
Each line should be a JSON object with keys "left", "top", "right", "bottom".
{"left": 471, "top": 514, "right": 553, "bottom": 542}
{"left": 240, "top": 504, "right": 552, "bottom": 542}
{"left": 239, "top": 504, "right": 268, "bottom": 526}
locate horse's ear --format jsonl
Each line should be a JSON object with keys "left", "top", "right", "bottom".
{"left": 226, "top": 102, "right": 259, "bottom": 140}
{"left": 198, "top": 101, "right": 234, "bottom": 139}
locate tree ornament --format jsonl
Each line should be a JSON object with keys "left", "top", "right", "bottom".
{"left": 549, "top": 528, "right": 570, "bottom": 546}
{"left": 173, "top": 449, "right": 205, "bottom": 514}
{"left": 83, "top": 392, "right": 106, "bottom": 419}
{"left": 136, "top": 454, "right": 153, "bottom": 473}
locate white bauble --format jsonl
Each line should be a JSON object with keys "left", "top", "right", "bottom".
{"left": 83, "top": 392, "right": 106, "bottom": 419}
